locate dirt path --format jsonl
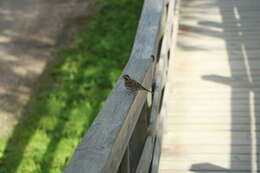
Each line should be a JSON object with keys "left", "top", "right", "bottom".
{"left": 0, "top": 0, "right": 96, "bottom": 137}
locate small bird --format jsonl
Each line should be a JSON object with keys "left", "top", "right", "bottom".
{"left": 122, "top": 74, "right": 152, "bottom": 93}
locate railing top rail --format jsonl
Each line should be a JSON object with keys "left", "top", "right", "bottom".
{"left": 64, "top": 0, "right": 164, "bottom": 172}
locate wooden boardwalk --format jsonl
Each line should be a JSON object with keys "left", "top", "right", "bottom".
{"left": 158, "top": 0, "right": 260, "bottom": 172}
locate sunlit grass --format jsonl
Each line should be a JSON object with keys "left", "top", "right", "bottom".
{"left": 0, "top": 0, "right": 143, "bottom": 172}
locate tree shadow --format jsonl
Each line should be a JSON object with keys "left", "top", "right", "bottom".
{"left": 0, "top": 0, "right": 144, "bottom": 173}
{"left": 198, "top": 0, "right": 260, "bottom": 172}
{"left": 0, "top": 0, "right": 93, "bottom": 135}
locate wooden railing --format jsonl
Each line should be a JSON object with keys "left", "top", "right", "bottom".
{"left": 64, "top": 0, "right": 179, "bottom": 172}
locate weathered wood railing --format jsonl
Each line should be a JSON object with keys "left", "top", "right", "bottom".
{"left": 64, "top": 0, "right": 179, "bottom": 172}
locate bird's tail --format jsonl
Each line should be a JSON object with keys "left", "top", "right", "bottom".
{"left": 144, "top": 88, "right": 152, "bottom": 93}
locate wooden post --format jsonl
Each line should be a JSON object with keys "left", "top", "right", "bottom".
{"left": 136, "top": 136, "right": 155, "bottom": 173}
{"left": 128, "top": 101, "right": 149, "bottom": 173}
{"left": 119, "top": 146, "right": 130, "bottom": 173}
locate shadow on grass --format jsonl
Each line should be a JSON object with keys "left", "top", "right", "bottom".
{"left": 0, "top": 0, "right": 144, "bottom": 172}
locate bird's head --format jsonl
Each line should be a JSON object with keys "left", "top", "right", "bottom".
{"left": 122, "top": 74, "right": 131, "bottom": 81}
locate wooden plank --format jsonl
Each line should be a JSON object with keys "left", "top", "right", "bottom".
{"left": 169, "top": 64, "right": 260, "bottom": 71}
{"left": 182, "top": 6, "right": 260, "bottom": 12}
{"left": 129, "top": 102, "right": 149, "bottom": 173}
{"left": 159, "top": 160, "right": 254, "bottom": 171}
{"left": 168, "top": 112, "right": 259, "bottom": 117}
{"left": 149, "top": 38, "right": 167, "bottom": 134}
{"left": 164, "top": 124, "right": 258, "bottom": 132}
{"left": 161, "top": 153, "right": 258, "bottom": 162}
{"left": 152, "top": 64, "right": 171, "bottom": 173}
{"left": 181, "top": 7, "right": 260, "bottom": 14}
{"left": 177, "top": 42, "right": 260, "bottom": 51}
{"left": 169, "top": 72, "right": 260, "bottom": 79}
{"left": 166, "top": 117, "right": 260, "bottom": 125}
{"left": 151, "top": 136, "right": 162, "bottom": 173}
{"left": 149, "top": 0, "right": 176, "bottom": 135}
{"left": 151, "top": 76, "right": 171, "bottom": 173}
{"left": 168, "top": 96, "right": 260, "bottom": 104}
{"left": 184, "top": 1, "right": 260, "bottom": 8}
{"left": 170, "top": 0, "right": 180, "bottom": 50}
{"left": 151, "top": 73, "right": 170, "bottom": 173}
{"left": 179, "top": 21, "right": 260, "bottom": 32}
{"left": 159, "top": 0, "right": 168, "bottom": 37}
{"left": 135, "top": 137, "right": 154, "bottom": 173}
{"left": 172, "top": 78, "right": 260, "bottom": 84}
{"left": 181, "top": 10, "right": 260, "bottom": 17}
{"left": 63, "top": 0, "right": 164, "bottom": 172}
{"left": 173, "top": 50, "right": 260, "bottom": 60}
{"left": 161, "top": 144, "right": 260, "bottom": 155}
{"left": 168, "top": 105, "right": 260, "bottom": 113}
{"left": 186, "top": 0, "right": 260, "bottom": 3}
{"left": 159, "top": 171, "right": 257, "bottom": 173}
{"left": 164, "top": 0, "right": 175, "bottom": 51}
{"left": 171, "top": 92, "right": 260, "bottom": 99}
{"left": 120, "top": 147, "right": 130, "bottom": 173}
{"left": 180, "top": 13, "right": 260, "bottom": 21}
{"left": 149, "top": 43, "right": 167, "bottom": 129}
{"left": 162, "top": 131, "right": 260, "bottom": 145}
{"left": 178, "top": 31, "right": 260, "bottom": 40}
{"left": 168, "top": 112, "right": 260, "bottom": 118}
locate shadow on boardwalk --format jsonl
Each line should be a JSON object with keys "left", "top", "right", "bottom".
{"left": 180, "top": 0, "right": 260, "bottom": 172}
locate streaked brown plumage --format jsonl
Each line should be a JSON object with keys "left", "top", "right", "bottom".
{"left": 122, "top": 74, "right": 151, "bottom": 93}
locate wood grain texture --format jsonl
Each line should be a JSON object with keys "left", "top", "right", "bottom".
{"left": 120, "top": 147, "right": 130, "bottom": 173}
{"left": 63, "top": 0, "right": 164, "bottom": 172}
{"left": 128, "top": 102, "right": 149, "bottom": 173}
{"left": 151, "top": 135, "right": 162, "bottom": 173}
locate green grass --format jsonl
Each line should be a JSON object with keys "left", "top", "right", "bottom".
{"left": 0, "top": 0, "right": 143, "bottom": 172}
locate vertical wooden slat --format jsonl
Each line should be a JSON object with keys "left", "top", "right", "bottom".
{"left": 151, "top": 136, "right": 162, "bottom": 173}
{"left": 119, "top": 146, "right": 130, "bottom": 173}
{"left": 149, "top": 0, "right": 173, "bottom": 135}
{"left": 135, "top": 136, "right": 155, "bottom": 173}
{"left": 128, "top": 101, "right": 149, "bottom": 173}
{"left": 151, "top": 87, "right": 168, "bottom": 173}
{"left": 150, "top": 0, "right": 180, "bottom": 172}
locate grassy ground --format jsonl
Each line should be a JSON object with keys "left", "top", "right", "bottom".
{"left": 0, "top": 0, "right": 143, "bottom": 172}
